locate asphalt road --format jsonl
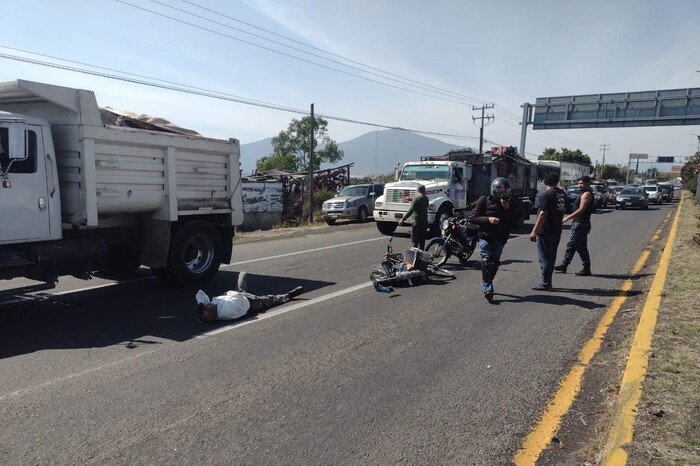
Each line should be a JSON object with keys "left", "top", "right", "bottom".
{"left": 0, "top": 202, "right": 675, "bottom": 465}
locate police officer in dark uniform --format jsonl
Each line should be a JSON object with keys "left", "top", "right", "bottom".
{"left": 469, "top": 177, "right": 519, "bottom": 302}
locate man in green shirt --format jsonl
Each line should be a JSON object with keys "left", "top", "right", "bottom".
{"left": 399, "top": 184, "right": 429, "bottom": 250}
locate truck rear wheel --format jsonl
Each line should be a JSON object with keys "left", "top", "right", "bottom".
{"left": 376, "top": 221, "right": 397, "bottom": 235}
{"left": 167, "top": 220, "right": 222, "bottom": 286}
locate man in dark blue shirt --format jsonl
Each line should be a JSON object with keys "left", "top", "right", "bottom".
{"left": 529, "top": 173, "right": 566, "bottom": 290}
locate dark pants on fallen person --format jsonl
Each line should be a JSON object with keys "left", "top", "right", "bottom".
{"left": 244, "top": 292, "right": 291, "bottom": 314}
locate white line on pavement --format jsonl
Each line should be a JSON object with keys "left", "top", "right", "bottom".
{"left": 198, "top": 282, "right": 373, "bottom": 337}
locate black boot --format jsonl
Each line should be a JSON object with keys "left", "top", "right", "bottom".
{"left": 554, "top": 264, "right": 567, "bottom": 273}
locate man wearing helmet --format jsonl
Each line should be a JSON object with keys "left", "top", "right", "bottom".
{"left": 469, "top": 177, "right": 519, "bottom": 302}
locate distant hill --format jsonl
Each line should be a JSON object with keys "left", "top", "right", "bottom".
{"left": 239, "top": 129, "right": 468, "bottom": 177}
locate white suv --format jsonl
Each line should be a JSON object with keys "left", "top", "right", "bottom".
{"left": 642, "top": 185, "right": 661, "bottom": 205}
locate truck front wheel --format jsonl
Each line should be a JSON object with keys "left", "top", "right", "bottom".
{"left": 431, "top": 205, "right": 453, "bottom": 237}
{"left": 167, "top": 220, "right": 223, "bottom": 285}
{"left": 376, "top": 221, "right": 397, "bottom": 235}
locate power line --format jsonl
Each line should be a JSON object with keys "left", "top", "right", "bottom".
{"left": 177, "top": 0, "right": 491, "bottom": 106}
{"left": 113, "top": 0, "right": 487, "bottom": 107}
{"left": 0, "top": 49, "right": 480, "bottom": 141}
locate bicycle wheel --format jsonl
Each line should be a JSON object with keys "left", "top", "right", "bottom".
{"left": 426, "top": 264, "right": 455, "bottom": 279}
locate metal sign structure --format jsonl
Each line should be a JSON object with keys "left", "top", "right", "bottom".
{"left": 520, "top": 87, "right": 700, "bottom": 156}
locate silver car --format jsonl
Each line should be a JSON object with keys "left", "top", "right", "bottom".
{"left": 322, "top": 183, "right": 384, "bottom": 225}
{"left": 642, "top": 185, "right": 662, "bottom": 205}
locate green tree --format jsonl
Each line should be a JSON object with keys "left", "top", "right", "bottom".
{"left": 680, "top": 152, "right": 700, "bottom": 195}
{"left": 538, "top": 147, "right": 592, "bottom": 165}
{"left": 256, "top": 116, "right": 343, "bottom": 173}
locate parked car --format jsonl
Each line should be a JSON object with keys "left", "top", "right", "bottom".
{"left": 657, "top": 182, "right": 673, "bottom": 202}
{"left": 322, "top": 183, "right": 384, "bottom": 225}
{"left": 564, "top": 186, "right": 580, "bottom": 213}
{"left": 590, "top": 184, "right": 608, "bottom": 208}
{"left": 642, "top": 185, "right": 662, "bottom": 205}
{"left": 616, "top": 187, "right": 649, "bottom": 210}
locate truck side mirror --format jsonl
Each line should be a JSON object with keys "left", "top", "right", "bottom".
{"left": 8, "top": 121, "right": 27, "bottom": 160}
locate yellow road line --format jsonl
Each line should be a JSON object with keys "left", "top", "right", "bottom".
{"left": 513, "top": 205, "right": 677, "bottom": 465}
{"left": 600, "top": 198, "right": 684, "bottom": 465}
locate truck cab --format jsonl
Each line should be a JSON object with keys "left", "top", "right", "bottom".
{"left": 374, "top": 161, "right": 471, "bottom": 236}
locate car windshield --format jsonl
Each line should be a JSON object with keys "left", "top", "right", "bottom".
{"left": 593, "top": 185, "right": 605, "bottom": 193}
{"left": 658, "top": 185, "right": 671, "bottom": 192}
{"left": 614, "top": 186, "right": 624, "bottom": 192}
{"left": 620, "top": 188, "right": 639, "bottom": 195}
{"left": 338, "top": 185, "right": 369, "bottom": 197}
{"left": 643, "top": 186, "right": 657, "bottom": 192}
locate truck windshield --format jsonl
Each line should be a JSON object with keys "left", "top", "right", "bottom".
{"left": 400, "top": 165, "right": 450, "bottom": 181}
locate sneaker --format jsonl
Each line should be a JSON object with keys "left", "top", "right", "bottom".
{"left": 484, "top": 291, "right": 494, "bottom": 302}
{"left": 575, "top": 269, "right": 592, "bottom": 276}
{"left": 553, "top": 264, "right": 567, "bottom": 273}
{"left": 288, "top": 286, "right": 304, "bottom": 298}
{"left": 236, "top": 272, "right": 249, "bottom": 292}
{"left": 531, "top": 284, "right": 553, "bottom": 291}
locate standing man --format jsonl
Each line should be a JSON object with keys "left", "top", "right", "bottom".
{"left": 555, "top": 175, "right": 594, "bottom": 276}
{"left": 529, "top": 173, "right": 566, "bottom": 291}
{"left": 399, "top": 184, "right": 429, "bottom": 250}
{"left": 470, "top": 177, "right": 518, "bottom": 302}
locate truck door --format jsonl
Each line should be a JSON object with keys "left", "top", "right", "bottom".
{"left": 0, "top": 126, "right": 51, "bottom": 243}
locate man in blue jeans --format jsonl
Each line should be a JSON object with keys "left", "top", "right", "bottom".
{"left": 555, "top": 175, "right": 594, "bottom": 276}
{"left": 469, "top": 177, "right": 518, "bottom": 302}
{"left": 529, "top": 173, "right": 566, "bottom": 290}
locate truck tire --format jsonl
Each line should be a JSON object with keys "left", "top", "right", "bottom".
{"left": 167, "top": 220, "right": 222, "bottom": 286}
{"left": 356, "top": 206, "right": 368, "bottom": 223}
{"left": 376, "top": 221, "right": 397, "bottom": 235}
{"left": 431, "top": 205, "right": 453, "bottom": 237}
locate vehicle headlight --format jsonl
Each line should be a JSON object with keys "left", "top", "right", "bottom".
{"left": 375, "top": 201, "right": 382, "bottom": 207}
{"left": 441, "top": 218, "right": 450, "bottom": 230}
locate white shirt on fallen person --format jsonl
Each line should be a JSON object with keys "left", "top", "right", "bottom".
{"left": 211, "top": 290, "right": 251, "bottom": 320}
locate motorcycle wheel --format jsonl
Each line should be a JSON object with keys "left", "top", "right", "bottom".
{"left": 426, "top": 240, "right": 449, "bottom": 266}
{"left": 457, "top": 238, "right": 477, "bottom": 265}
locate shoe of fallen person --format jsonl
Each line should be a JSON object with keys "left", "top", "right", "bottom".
{"left": 289, "top": 286, "right": 304, "bottom": 298}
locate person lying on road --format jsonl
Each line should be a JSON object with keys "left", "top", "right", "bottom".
{"left": 196, "top": 272, "right": 304, "bottom": 324}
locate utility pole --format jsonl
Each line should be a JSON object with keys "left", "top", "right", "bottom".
{"left": 599, "top": 144, "right": 610, "bottom": 178}
{"left": 472, "top": 104, "right": 494, "bottom": 155}
{"left": 308, "top": 103, "right": 315, "bottom": 223}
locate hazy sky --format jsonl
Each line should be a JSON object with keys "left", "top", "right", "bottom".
{"left": 2, "top": 0, "right": 699, "bottom": 169}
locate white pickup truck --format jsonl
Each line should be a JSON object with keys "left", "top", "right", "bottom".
{"left": 0, "top": 80, "right": 244, "bottom": 289}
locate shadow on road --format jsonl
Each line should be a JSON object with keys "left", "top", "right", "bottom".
{"left": 493, "top": 292, "right": 606, "bottom": 309}
{"left": 0, "top": 271, "right": 333, "bottom": 359}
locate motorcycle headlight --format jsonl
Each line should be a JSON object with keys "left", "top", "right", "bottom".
{"left": 441, "top": 218, "right": 450, "bottom": 230}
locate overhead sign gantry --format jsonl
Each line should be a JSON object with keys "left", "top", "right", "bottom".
{"left": 520, "top": 87, "right": 700, "bottom": 156}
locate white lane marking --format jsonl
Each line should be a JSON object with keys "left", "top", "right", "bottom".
{"left": 1, "top": 236, "right": 387, "bottom": 301}
{"left": 0, "top": 282, "right": 374, "bottom": 399}
{"left": 198, "top": 282, "right": 373, "bottom": 337}
{"left": 227, "top": 236, "right": 386, "bottom": 266}
{"left": 0, "top": 349, "right": 157, "bottom": 401}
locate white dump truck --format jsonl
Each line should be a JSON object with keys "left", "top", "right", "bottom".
{"left": 0, "top": 80, "right": 244, "bottom": 288}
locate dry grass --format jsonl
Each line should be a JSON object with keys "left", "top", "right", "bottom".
{"left": 627, "top": 195, "right": 700, "bottom": 465}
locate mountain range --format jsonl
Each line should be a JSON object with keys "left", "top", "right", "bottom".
{"left": 240, "top": 129, "right": 469, "bottom": 177}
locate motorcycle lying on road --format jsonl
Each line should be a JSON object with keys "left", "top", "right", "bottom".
{"left": 425, "top": 217, "right": 479, "bottom": 266}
